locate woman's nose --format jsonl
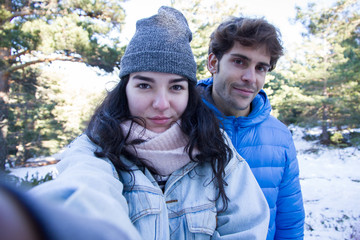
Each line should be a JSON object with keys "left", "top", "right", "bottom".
{"left": 152, "top": 92, "right": 170, "bottom": 111}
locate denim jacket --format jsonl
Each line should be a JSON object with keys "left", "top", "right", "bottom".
{"left": 31, "top": 134, "right": 269, "bottom": 239}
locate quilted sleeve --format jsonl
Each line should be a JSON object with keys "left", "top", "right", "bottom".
{"left": 275, "top": 135, "right": 305, "bottom": 239}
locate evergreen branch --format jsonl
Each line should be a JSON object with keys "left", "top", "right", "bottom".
{"left": 4, "top": 9, "right": 47, "bottom": 23}
{"left": 7, "top": 55, "right": 83, "bottom": 73}
{"left": 4, "top": 50, "right": 30, "bottom": 61}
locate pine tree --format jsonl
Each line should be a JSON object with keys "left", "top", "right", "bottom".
{"left": 0, "top": 0, "right": 126, "bottom": 169}
{"left": 170, "top": 0, "right": 243, "bottom": 80}
{"left": 288, "top": 0, "right": 360, "bottom": 143}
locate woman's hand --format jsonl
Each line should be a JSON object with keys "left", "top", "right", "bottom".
{"left": 0, "top": 187, "right": 41, "bottom": 240}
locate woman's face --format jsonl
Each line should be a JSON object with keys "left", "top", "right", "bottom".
{"left": 126, "top": 72, "right": 189, "bottom": 133}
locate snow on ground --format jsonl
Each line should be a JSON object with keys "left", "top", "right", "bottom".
{"left": 8, "top": 126, "right": 360, "bottom": 240}
{"left": 9, "top": 164, "right": 58, "bottom": 181}
{"left": 291, "top": 126, "right": 360, "bottom": 240}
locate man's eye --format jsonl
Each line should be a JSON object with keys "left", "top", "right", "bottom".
{"left": 234, "top": 59, "right": 243, "bottom": 65}
{"left": 257, "top": 65, "right": 270, "bottom": 73}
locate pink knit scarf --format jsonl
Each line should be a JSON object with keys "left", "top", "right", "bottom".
{"left": 121, "top": 121, "right": 197, "bottom": 176}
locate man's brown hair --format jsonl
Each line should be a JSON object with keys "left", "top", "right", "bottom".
{"left": 209, "top": 17, "right": 284, "bottom": 71}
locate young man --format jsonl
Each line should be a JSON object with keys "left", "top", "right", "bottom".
{"left": 197, "top": 17, "right": 305, "bottom": 239}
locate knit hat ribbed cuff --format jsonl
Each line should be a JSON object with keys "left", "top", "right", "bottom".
{"left": 120, "top": 51, "right": 197, "bottom": 83}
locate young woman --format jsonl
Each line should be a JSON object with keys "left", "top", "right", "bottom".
{"left": 3, "top": 6, "right": 270, "bottom": 240}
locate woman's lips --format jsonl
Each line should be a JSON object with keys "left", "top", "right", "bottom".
{"left": 148, "top": 117, "right": 171, "bottom": 125}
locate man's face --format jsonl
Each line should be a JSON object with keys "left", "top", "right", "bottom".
{"left": 208, "top": 42, "right": 271, "bottom": 117}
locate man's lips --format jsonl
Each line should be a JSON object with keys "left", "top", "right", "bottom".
{"left": 233, "top": 86, "right": 255, "bottom": 96}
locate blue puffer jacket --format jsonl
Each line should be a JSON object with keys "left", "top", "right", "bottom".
{"left": 198, "top": 77, "right": 305, "bottom": 240}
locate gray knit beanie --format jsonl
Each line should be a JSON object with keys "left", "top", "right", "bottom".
{"left": 119, "top": 6, "right": 197, "bottom": 83}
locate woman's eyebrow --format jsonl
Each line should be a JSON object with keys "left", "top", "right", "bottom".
{"left": 132, "top": 75, "right": 187, "bottom": 83}
{"left": 170, "top": 78, "right": 188, "bottom": 83}
{"left": 131, "top": 75, "right": 154, "bottom": 82}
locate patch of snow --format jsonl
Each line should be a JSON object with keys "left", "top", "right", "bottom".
{"left": 293, "top": 126, "right": 360, "bottom": 240}
{"left": 9, "top": 165, "right": 58, "bottom": 180}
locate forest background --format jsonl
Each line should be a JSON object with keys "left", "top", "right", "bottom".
{"left": 0, "top": 0, "right": 359, "bottom": 170}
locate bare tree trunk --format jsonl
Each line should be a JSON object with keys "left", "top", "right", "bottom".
{"left": 321, "top": 103, "right": 330, "bottom": 143}
{"left": 0, "top": 70, "right": 10, "bottom": 171}
{"left": 320, "top": 77, "right": 330, "bottom": 144}
{"left": 0, "top": 128, "right": 7, "bottom": 171}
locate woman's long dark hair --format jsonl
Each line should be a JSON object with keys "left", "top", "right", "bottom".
{"left": 86, "top": 75, "right": 232, "bottom": 211}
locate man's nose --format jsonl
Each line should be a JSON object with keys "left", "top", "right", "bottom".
{"left": 241, "top": 67, "right": 256, "bottom": 83}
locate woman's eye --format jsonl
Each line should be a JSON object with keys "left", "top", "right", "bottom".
{"left": 138, "top": 83, "right": 150, "bottom": 89}
{"left": 171, "top": 85, "right": 184, "bottom": 91}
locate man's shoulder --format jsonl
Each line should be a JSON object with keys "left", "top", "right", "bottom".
{"left": 197, "top": 77, "right": 213, "bottom": 95}
{"left": 197, "top": 77, "right": 213, "bottom": 87}
{"left": 196, "top": 77, "right": 215, "bottom": 104}
{"left": 258, "top": 115, "right": 293, "bottom": 139}
{"left": 266, "top": 115, "right": 288, "bottom": 128}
